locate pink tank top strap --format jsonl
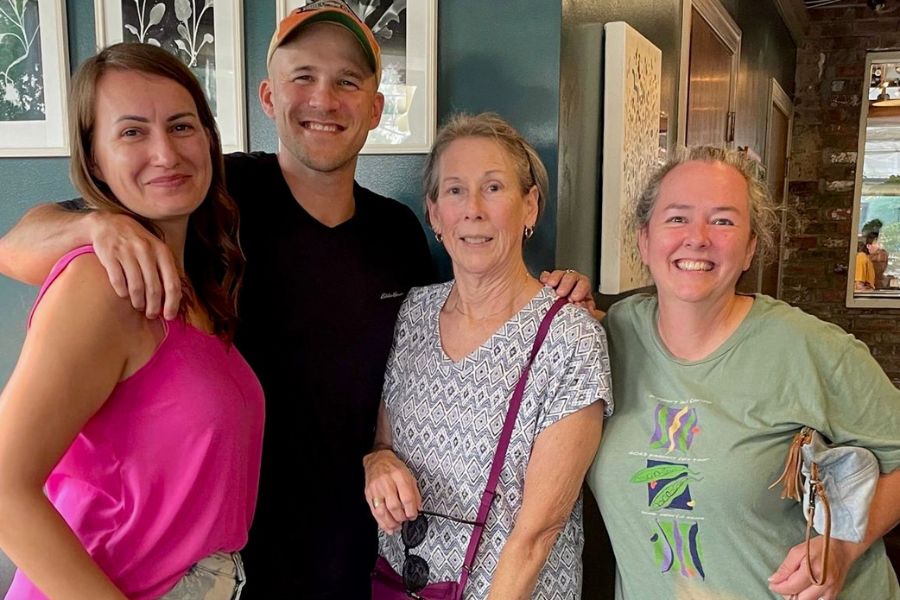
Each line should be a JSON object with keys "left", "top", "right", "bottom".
{"left": 28, "top": 245, "right": 99, "bottom": 329}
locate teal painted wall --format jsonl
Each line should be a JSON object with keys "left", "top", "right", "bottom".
{"left": 0, "top": 1, "right": 562, "bottom": 382}
{"left": 0, "top": 1, "right": 97, "bottom": 386}
{"left": 361, "top": 1, "right": 562, "bottom": 279}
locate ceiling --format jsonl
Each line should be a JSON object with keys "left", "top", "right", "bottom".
{"left": 783, "top": 0, "right": 899, "bottom": 39}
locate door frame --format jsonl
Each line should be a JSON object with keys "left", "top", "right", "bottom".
{"left": 765, "top": 78, "right": 794, "bottom": 298}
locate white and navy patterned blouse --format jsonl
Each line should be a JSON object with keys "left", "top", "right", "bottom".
{"left": 379, "top": 282, "right": 613, "bottom": 599}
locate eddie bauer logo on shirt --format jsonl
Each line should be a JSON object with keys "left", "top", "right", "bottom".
{"left": 380, "top": 291, "right": 404, "bottom": 300}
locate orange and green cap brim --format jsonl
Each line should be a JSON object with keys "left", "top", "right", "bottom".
{"left": 267, "top": 5, "right": 382, "bottom": 85}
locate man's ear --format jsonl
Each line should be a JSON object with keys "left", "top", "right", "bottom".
{"left": 369, "top": 91, "right": 385, "bottom": 131}
{"left": 259, "top": 79, "right": 276, "bottom": 119}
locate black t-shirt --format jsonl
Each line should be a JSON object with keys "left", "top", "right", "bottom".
{"left": 224, "top": 152, "right": 433, "bottom": 599}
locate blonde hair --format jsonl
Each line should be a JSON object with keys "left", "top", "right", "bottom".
{"left": 423, "top": 112, "right": 548, "bottom": 232}
{"left": 635, "top": 146, "right": 778, "bottom": 264}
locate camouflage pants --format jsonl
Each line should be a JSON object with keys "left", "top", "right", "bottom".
{"left": 160, "top": 552, "right": 245, "bottom": 600}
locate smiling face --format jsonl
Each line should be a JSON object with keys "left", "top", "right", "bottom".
{"left": 427, "top": 137, "right": 538, "bottom": 281}
{"left": 90, "top": 69, "right": 212, "bottom": 228}
{"left": 260, "top": 22, "right": 384, "bottom": 175}
{"left": 638, "top": 160, "right": 757, "bottom": 308}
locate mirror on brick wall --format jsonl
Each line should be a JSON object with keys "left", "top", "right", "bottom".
{"left": 847, "top": 51, "right": 900, "bottom": 308}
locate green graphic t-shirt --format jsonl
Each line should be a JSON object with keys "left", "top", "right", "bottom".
{"left": 589, "top": 294, "right": 900, "bottom": 600}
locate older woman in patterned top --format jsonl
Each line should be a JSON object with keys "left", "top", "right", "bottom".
{"left": 363, "top": 113, "right": 613, "bottom": 599}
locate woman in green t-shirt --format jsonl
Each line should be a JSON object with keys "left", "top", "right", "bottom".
{"left": 589, "top": 146, "right": 900, "bottom": 600}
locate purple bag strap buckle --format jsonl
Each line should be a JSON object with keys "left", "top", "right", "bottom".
{"left": 454, "top": 296, "right": 568, "bottom": 599}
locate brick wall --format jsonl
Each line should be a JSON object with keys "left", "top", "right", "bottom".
{"left": 786, "top": 7, "right": 900, "bottom": 385}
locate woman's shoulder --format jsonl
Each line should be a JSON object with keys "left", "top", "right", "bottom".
{"left": 29, "top": 248, "right": 144, "bottom": 338}
{"left": 404, "top": 281, "right": 452, "bottom": 307}
{"left": 745, "top": 295, "right": 877, "bottom": 368}
{"left": 608, "top": 292, "right": 655, "bottom": 313}
{"left": 749, "top": 294, "right": 847, "bottom": 340}
{"left": 553, "top": 297, "right": 605, "bottom": 333}
{"left": 542, "top": 292, "right": 609, "bottom": 349}
{"left": 605, "top": 293, "right": 656, "bottom": 330}
{"left": 394, "top": 282, "right": 451, "bottom": 326}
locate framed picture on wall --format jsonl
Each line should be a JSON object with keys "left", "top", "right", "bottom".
{"left": 277, "top": 0, "right": 437, "bottom": 154}
{"left": 0, "top": 0, "right": 70, "bottom": 157}
{"left": 599, "top": 22, "right": 661, "bottom": 295}
{"left": 95, "top": 0, "right": 246, "bottom": 153}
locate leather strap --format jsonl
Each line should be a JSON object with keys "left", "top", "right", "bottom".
{"left": 804, "top": 463, "right": 832, "bottom": 586}
{"left": 454, "top": 296, "right": 568, "bottom": 600}
{"left": 768, "top": 428, "right": 832, "bottom": 586}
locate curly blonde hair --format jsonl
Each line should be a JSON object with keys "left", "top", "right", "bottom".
{"left": 634, "top": 146, "right": 779, "bottom": 265}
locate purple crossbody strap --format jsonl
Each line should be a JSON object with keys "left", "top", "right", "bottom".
{"left": 454, "top": 296, "right": 568, "bottom": 599}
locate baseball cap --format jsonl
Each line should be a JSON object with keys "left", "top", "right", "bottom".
{"left": 267, "top": 0, "right": 382, "bottom": 85}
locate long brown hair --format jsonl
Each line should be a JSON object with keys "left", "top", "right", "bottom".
{"left": 69, "top": 43, "right": 243, "bottom": 341}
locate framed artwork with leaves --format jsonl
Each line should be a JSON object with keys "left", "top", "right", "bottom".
{"left": 95, "top": 0, "right": 245, "bottom": 152}
{"left": 0, "top": 0, "right": 70, "bottom": 157}
{"left": 276, "top": 0, "right": 437, "bottom": 154}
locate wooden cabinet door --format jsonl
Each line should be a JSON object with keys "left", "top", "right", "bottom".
{"left": 686, "top": 7, "right": 735, "bottom": 146}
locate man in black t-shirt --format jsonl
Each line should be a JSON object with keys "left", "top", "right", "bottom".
{"left": 223, "top": 157, "right": 432, "bottom": 599}
{"left": 0, "top": 3, "right": 590, "bottom": 598}
{"left": 238, "top": 7, "right": 433, "bottom": 596}
{"left": 235, "top": 7, "right": 435, "bottom": 593}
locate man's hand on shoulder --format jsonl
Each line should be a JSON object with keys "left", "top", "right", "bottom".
{"left": 88, "top": 211, "right": 182, "bottom": 320}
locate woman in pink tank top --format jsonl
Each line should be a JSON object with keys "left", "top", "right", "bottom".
{"left": 0, "top": 44, "right": 263, "bottom": 600}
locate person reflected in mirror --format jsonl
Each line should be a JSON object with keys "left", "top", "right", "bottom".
{"left": 867, "top": 231, "right": 889, "bottom": 289}
{"left": 855, "top": 234, "right": 877, "bottom": 292}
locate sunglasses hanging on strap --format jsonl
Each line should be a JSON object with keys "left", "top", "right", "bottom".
{"left": 769, "top": 426, "right": 880, "bottom": 585}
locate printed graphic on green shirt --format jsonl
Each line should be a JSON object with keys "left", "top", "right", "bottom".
{"left": 629, "top": 399, "right": 706, "bottom": 580}
{"left": 631, "top": 461, "right": 699, "bottom": 510}
{"left": 649, "top": 403, "right": 699, "bottom": 452}
{"left": 649, "top": 520, "right": 705, "bottom": 579}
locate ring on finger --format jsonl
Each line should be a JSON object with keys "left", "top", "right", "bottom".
{"left": 373, "top": 497, "right": 384, "bottom": 508}
{"left": 565, "top": 268, "right": 575, "bottom": 274}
